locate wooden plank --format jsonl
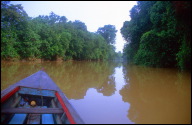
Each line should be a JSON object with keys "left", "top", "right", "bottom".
{"left": 1, "top": 108, "right": 63, "bottom": 114}
{"left": 18, "top": 87, "right": 55, "bottom": 97}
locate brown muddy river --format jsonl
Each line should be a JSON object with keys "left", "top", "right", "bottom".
{"left": 1, "top": 61, "right": 191, "bottom": 124}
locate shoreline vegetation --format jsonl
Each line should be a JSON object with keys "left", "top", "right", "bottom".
{"left": 1, "top": 1, "right": 121, "bottom": 63}
{"left": 1, "top": 1, "right": 191, "bottom": 71}
{"left": 1, "top": 58, "right": 106, "bottom": 62}
{"left": 121, "top": 1, "right": 191, "bottom": 71}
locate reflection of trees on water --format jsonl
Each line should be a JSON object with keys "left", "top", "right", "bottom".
{"left": 96, "top": 75, "right": 116, "bottom": 96}
{"left": 119, "top": 64, "right": 191, "bottom": 124}
{"left": 1, "top": 61, "right": 43, "bottom": 90}
{"left": 1, "top": 61, "right": 120, "bottom": 99}
{"left": 46, "top": 61, "right": 119, "bottom": 99}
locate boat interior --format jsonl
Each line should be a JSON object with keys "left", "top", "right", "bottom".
{"left": 1, "top": 86, "right": 70, "bottom": 124}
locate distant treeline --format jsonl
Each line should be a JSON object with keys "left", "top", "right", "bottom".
{"left": 121, "top": 1, "right": 191, "bottom": 70}
{"left": 1, "top": 1, "right": 120, "bottom": 61}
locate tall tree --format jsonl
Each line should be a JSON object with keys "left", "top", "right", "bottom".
{"left": 1, "top": 1, "right": 28, "bottom": 59}
{"left": 97, "top": 25, "right": 117, "bottom": 45}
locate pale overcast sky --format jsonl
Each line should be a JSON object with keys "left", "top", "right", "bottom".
{"left": 10, "top": 1, "right": 137, "bottom": 52}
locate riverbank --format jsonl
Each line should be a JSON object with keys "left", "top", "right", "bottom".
{"left": 1, "top": 57, "right": 69, "bottom": 62}
{"left": 1, "top": 57, "right": 107, "bottom": 63}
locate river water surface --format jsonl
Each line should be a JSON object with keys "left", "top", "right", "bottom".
{"left": 1, "top": 61, "right": 191, "bottom": 124}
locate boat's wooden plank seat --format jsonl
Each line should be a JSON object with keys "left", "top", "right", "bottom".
{"left": 2, "top": 108, "right": 63, "bottom": 114}
{"left": 18, "top": 87, "right": 55, "bottom": 97}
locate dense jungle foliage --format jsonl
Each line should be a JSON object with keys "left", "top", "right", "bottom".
{"left": 121, "top": 1, "right": 191, "bottom": 70}
{"left": 1, "top": 1, "right": 119, "bottom": 61}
